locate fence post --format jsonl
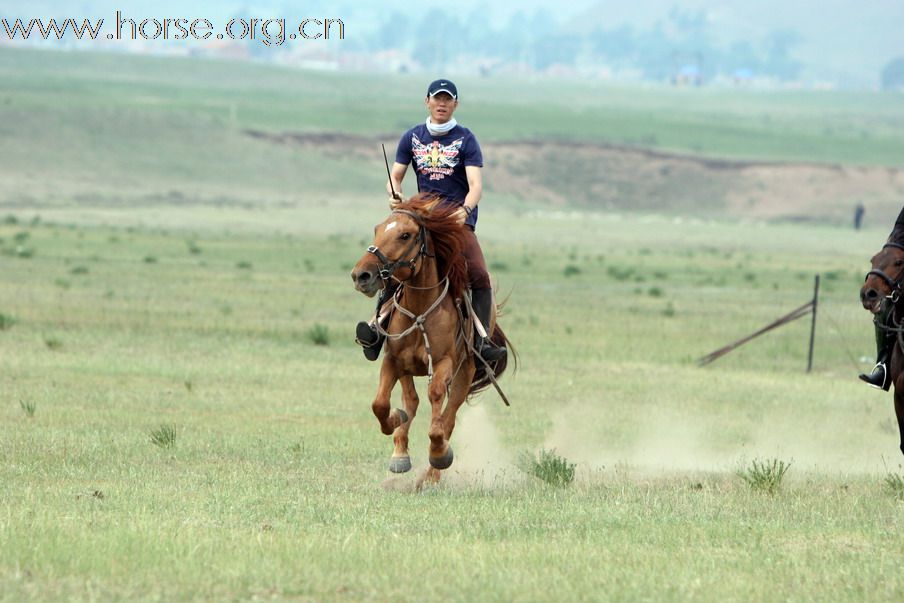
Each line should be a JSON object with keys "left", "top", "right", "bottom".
{"left": 807, "top": 274, "right": 820, "bottom": 373}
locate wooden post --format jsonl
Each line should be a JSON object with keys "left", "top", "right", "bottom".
{"left": 807, "top": 274, "right": 820, "bottom": 373}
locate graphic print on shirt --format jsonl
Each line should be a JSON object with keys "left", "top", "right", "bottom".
{"left": 411, "top": 134, "right": 463, "bottom": 181}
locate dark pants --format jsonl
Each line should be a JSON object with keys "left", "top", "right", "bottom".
{"left": 462, "top": 226, "right": 491, "bottom": 290}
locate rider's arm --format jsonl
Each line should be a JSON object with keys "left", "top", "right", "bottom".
{"left": 463, "top": 165, "right": 483, "bottom": 212}
{"left": 388, "top": 162, "right": 407, "bottom": 199}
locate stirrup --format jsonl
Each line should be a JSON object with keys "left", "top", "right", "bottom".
{"left": 478, "top": 337, "right": 507, "bottom": 363}
{"left": 859, "top": 362, "right": 890, "bottom": 391}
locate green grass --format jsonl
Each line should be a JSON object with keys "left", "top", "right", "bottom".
{"left": 1, "top": 207, "right": 902, "bottom": 601}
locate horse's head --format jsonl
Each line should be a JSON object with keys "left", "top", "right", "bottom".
{"left": 351, "top": 209, "right": 426, "bottom": 297}
{"left": 861, "top": 242, "right": 904, "bottom": 314}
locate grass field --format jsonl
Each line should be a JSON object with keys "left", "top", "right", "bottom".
{"left": 3, "top": 47, "right": 904, "bottom": 601}
{"left": 3, "top": 206, "right": 904, "bottom": 601}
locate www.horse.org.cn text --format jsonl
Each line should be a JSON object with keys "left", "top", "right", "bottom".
{"left": 1, "top": 11, "right": 346, "bottom": 46}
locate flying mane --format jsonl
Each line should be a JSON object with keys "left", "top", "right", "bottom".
{"left": 396, "top": 194, "right": 470, "bottom": 299}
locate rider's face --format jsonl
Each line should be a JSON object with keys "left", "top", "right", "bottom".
{"left": 425, "top": 92, "right": 458, "bottom": 125}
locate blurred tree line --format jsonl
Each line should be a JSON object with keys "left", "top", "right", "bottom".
{"left": 369, "top": 7, "right": 804, "bottom": 82}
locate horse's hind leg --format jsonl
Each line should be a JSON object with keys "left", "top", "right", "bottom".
{"left": 389, "top": 375, "right": 419, "bottom": 473}
{"left": 372, "top": 360, "right": 407, "bottom": 436}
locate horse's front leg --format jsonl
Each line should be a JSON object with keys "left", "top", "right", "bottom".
{"left": 439, "top": 360, "right": 477, "bottom": 444}
{"left": 372, "top": 359, "right": 408, "bottom": 436}
{"left": 389, "top": 375, "right": 419, "bottom": 473}
{"left": 427, "top": 357, "right": 455, "bottom": 470}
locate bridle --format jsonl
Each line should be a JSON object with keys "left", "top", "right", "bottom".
{"left": 865, "top": 242, "right": 904, "bottom": 303}
{"left": 366, "top": 210, "right": 431, "bottom": 282}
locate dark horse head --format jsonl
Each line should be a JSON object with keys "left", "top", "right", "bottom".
{"left": 861, "top": 241, "right": 904, "bottom": 314}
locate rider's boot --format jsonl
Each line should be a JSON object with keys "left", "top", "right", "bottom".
{"left": 355, "top": 320, "right": 384, "bottom": 361}
{"left": 355, "top": 285, "right": 395, "bottom": 361}
{"left": 860, "top": 304, "right": 895, "bottom": 391}
{"left": 472, "top": 287, "right": 507, "bottom": 364}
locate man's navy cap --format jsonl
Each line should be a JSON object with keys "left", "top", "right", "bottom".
{"left": 427, "top": 79, "right": 458, "bottom": 99}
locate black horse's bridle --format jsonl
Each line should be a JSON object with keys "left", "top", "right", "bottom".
{"left": 865, "top": 242, "right": 904, "bottom": 302}
{"left": 366, "top": 210, "right": 430, "bottom": 282}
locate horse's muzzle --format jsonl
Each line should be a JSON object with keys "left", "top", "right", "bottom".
{"left": 860, "top": 284, "right": 882, "bottom": 313}
{"left": 351, "top": 266, "right": 381, "bottom": 297}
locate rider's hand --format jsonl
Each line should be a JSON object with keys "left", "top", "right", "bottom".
{"left": 388, "top": 191, "right": 404, "bottom": 209}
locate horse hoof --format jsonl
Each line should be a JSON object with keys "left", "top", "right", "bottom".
{"left": 429, "top": 447, "right": 454, "bottom": 470}
{"left": 389, "top": 456, "right": 412, "bottom": 473}
{"left": 396, "top": 408, "right": 409, "bottom": 424}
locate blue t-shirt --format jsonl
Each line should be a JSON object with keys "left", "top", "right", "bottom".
{"left": 395, "top": 123, "right": 483, "bottom": 228}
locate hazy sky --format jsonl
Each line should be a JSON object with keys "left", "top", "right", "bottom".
{"left": 4, "top": 1, "right": 903, "bottom": 87}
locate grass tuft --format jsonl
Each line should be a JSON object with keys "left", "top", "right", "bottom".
{"left": 0, "top": 312, "right": 16, "bottom": 330}
{"left": 884, "top": 473, "right": 904, "bottom": 500}
{"left": 307, "top": 323, "right": 331, "bottom": 346}
{"left": 737, "top": 458, "right": 791, "bottom": 494}
{"left": 563, "top": 265, "right": 581, "bottom": 277}
{"left": 149, "top": 424, "right": 177, "bottom": 449}
{"left": 20, "top": 399, "right": 36, "bottom": 418}
{"left": 518, "top": 448, "right": 576, "bottom": 487}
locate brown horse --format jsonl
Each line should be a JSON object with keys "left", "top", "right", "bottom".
{"left": 350, "top": 194, "right": 512, "bottom": 481}
{"left": 860, "top": 241, "right": 904, "bottom": 456}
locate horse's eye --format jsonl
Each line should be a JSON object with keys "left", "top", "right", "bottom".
{"left": 896, "top": 259, "right": 904, "bottom": 267}
{"left": 400, "top": 232, "right": 411, "bottom": 241}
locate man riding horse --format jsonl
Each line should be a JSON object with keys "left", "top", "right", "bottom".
{"left": 355, "top": 79, "right": 506, "bottom": 365}
{"left": 860, "top": 205, "right": 904, "bottom": 390}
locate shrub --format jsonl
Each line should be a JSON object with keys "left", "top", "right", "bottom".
{"left": 737, "top": 458, "right": 790, "bottom": 494}
{"left": 307, "top": 324, "right": 330, "bottom": 346}
{"left": 20, "top": 399, "right": 35, "bottom": 418}
{"left": 0, "top": 313, "right": 15, "bottom": 331}
{"left": 518, "top": 448, "right": 576, "bottom": 487}
{"left": 563, "top": 265, "right": 581, "bottom": 277}
{"left": 884, "top": 473, "right": 904, "bottom": 500}
{"left": 149, "top": 424, "right": 177, "bottom": 448}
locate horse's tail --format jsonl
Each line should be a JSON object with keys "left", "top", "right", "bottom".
{"left": 469, "top": 323, "right": 517, "bottom": 397}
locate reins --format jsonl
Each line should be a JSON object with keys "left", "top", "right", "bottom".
{"left": 376, "top": 277, "right": 450, "bottom": 382}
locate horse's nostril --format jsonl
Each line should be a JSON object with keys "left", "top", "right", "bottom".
{"left": 358, "top": 271, "right": 373, "bottom": 284}
{"left": 866, "top": 289, "right": 879, "bottom": 300}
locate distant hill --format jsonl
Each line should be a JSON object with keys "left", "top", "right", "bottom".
{"left": 1, "top": 47, "right": 903, "bottom": 223}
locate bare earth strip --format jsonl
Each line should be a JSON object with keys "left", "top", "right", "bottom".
{"left": 245, "top": 129, "right": 904, "bottom": 223}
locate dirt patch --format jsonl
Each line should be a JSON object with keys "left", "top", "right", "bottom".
{"left": 246, "top": 129, "right": 904, "bottom": 223}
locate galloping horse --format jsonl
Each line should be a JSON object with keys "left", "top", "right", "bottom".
{"left": 350, "top": 194, "right": 512, "bottom": 481}
{"left": 860, "top": 241, "right": 904, "bottom": 456}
